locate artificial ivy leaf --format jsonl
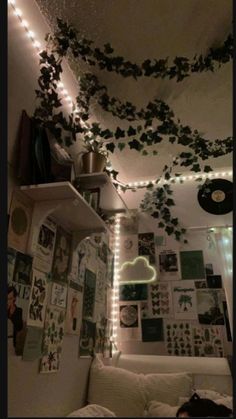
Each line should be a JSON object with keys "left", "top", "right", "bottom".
{"left": 191, "top": 163, "right": 201, "bottom": 172}
{"left": 115, "top": 127, "right": 125, "bottom": 139}
{"left": 204, "top": 165, "right": 213, "bottom": 173}
{"left": 127, "top": 126, "right": 137, "bottom": 136}
{"left": 104, "top": 43, "right": 114, "bottom": 54}
{"left": 165, "top": 198, "right": 175, "bottom": 206}
{"left": 106, "top": 143, "right": 115, "bottom": 153}
{"left": 128, "top": 139, "right": 143, "bottom": 151}
{"left": 165, "top": 226, "right": 174, "bottom": 235}
{"left": 118, "top": 142, "right": 126, "bottom": 151}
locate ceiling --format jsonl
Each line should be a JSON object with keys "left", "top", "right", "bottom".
{"left": 35, "top": 0, "right": 232, "bottom": 223}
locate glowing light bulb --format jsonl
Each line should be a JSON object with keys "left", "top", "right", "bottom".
{"left": 14, "top": 8, "right": 22, "bottom": 16}
{"left": 21, "top": 19, "right": 29, "bottom": 28}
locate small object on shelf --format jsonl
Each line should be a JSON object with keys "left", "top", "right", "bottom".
{"left": 82, "top": 151, "right": 106, "bottom": 174}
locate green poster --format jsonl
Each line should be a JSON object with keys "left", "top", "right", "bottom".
{"left": 22, "top": 327, "right": 43, "bottom": 361}
{"left": 180, "top": 250, "right": 205, "bottom": 280}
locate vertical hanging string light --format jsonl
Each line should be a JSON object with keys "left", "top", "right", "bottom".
{"left": 111, "top": 214, "right": 121, "bottom": 348}
{"left": 8, "top": 0, "right": 75, "bottom": 110}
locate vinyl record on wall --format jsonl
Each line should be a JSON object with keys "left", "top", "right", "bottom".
{"left": 197, "top": 178, "right": 233, "bottom": 215}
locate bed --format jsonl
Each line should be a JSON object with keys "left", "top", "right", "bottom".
{"left": 67, "top": 352, "right": 232, "bottom": 417}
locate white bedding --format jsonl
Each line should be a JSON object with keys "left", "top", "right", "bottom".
{"left": 67, "top": 404, "right": 116, "bottom": 417}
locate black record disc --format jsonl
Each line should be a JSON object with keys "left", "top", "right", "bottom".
{"left": 197, "top": 178, "right": 233, "bottom": 215}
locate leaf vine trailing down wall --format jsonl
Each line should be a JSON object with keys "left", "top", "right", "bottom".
{"left": 33, "top": 18, "right": 233, "bottom": 243}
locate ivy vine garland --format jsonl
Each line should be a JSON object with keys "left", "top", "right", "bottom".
{"left": 33, "top": 19, "right": 233, "bottom": 243}
{"left": 55, "top": 19, "right": 233, "bottom": 81}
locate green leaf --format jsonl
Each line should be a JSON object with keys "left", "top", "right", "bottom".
{"left": 118, "top": 142, "right": 126, "bottom": 151}
{"left": 204, "top": 165, "right": 213, "bottom": 173}
{"left": 106, "top": 143, "right": 115, "bottom": 153}
{"left": 128, "top": 139, "right": 143, "bottom": 151}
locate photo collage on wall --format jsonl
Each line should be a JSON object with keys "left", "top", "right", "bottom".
{"left": 8, "top": 190, "right": 114, "bottom": 370}
{"left": 117, "top": 217, "right": 230, "bottom": 357}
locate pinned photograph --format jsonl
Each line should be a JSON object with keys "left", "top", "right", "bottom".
{"left": 206, "top": 275, "right": 222, "bottom": 289}
{"left": 159, "top": 250, "right": 179, "bottom": 279}
{"left": 27, "top": 270, "right": 48, "bottom": 328}
{"left": 8, "top": 284, "right": 27, "bottom": 355}
{"left": 79, "top": 319, "right": 96, "bottom": 357}
{"left": 13, "top": 252, "right": 32, "bottom": 286}
{"left": 8, "top": 247, "right": 17, "bottom": 283}
{"left": 51, "top": 282, "right": 68, "bottom": 309}
{"left": 33, "top": 218, "right": 56, "bottom": 273}
{"left": 195, "top": 281, "right": 207, "bottom": 289}
{"left": 51, "top": 227, "right": 72, "bottom": 283}
{"left": 65, "top": 287, "right": 83, "bottom": 335}
{"left": 119, "top": 283, "right": 148, "bottom": 301}
{"left": 138, "top": 232, "right": 155, "bottom": 264}
{"left": 197, "top": 289, "right": 224, "bottom": 325}
{"left": 205, "top": 263, "right": 214, "bottom": 275}
{"left": 120, "top": 234, "right": 138, "bottom": 263}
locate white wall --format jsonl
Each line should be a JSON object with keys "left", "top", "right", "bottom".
{"left": 8, "top": 1, "right": 90, "bottom": 416}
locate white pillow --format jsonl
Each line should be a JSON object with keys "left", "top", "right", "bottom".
{"left": 143, "top": 372, "right": 193, "bottom": 406}
{"left": 87, "top": 356, "right": 147, "bottom": 417}
{"left": 146, "top": 400, "right": 179, "bottom": 417}
{"left": 67, "top": 404, "right": 116, "bottom": 417}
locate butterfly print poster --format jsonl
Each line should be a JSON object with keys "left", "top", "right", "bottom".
{"left": 164, "top": 320, "right": 194, "bottom": 356}
{"left": 40, "top": 306, "right": 65, "bottom": 373}
{"left": 148, "top": 281, "right": 172, "bottom": 318}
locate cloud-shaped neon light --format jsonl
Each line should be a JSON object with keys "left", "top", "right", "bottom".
{"left": 119, "top": 256, "right": 157, "bottom": 284}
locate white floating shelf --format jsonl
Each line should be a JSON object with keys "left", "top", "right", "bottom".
{"left": 20, "top": 182, "right": 108, "bottom": 233}
{"left": 77, "top": 172, "right": 128, "bottom": 213}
